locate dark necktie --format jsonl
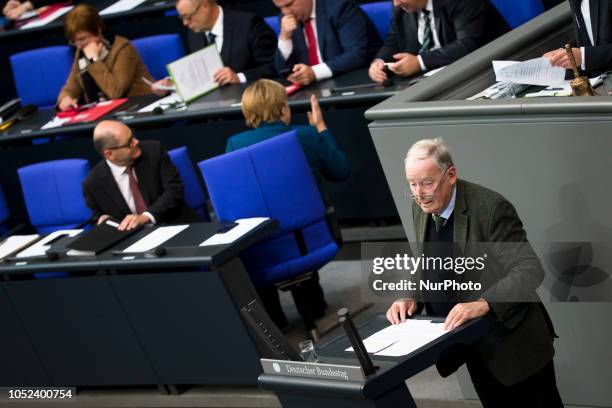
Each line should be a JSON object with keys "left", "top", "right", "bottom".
{"left": 432, "top": 214, "right": 446, "bottom": 233}
{"left": 126, "top": 166, "right": 148, "bottom": 215}
{"left": 303, "top": 19, "right": 320, "bottom": 66}
{"left": 568, "top": 0, "right": 592, "bottom": 46}
{"left": 205, "top": 32, "right": 216, "bottom": 47}
{"left": 419, "top": 9, "right": 433, "bottom": 54}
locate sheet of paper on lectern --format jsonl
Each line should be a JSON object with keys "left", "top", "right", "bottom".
{"left": 494, "top": 58, "right": 565, "bottom": 86}
{"left": 346, "top": 319, "right": 448, "bottom": 357}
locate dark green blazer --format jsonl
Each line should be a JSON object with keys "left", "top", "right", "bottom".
{"left": 226, "top": 121, "right": 350, "bottom": 183}
{"left": 412, "top": 179, "right": 555, "bottom": 386}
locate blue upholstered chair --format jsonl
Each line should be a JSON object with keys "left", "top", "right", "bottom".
{"left": 490, "top": 0, "right": 544, "bottom": 28}
{"left": 198, "top": 131, "right": 338, "bottom": 332}
{"left": 264, "top": 16, "right": 280, "bottom": 37}
{"left": 360, "top": 1, "right": 392, "bottom": 41}
{"left": 10, "top": 45, "right": 73, "bottom": 109}
{"left": 132, "top": 34, "right": 186, "bottom": 80}
{"left": 0, "top": 187, "right": 10, "bottom": 236}
{"left": 168, "top": 146, "right": 210, "bottom": 221}
{"left": 18, "top": 159, "right": 92, "bottom": 234}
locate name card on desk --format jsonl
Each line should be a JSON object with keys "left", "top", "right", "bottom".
{"left": 261, "top": 359, "right": 365, "bottom": 382}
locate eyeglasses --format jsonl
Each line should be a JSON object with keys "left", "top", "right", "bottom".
{"left": 107, "top": 131, "right": 136, "bottom": 150}
{"left": 179, "top": 1, "right": 202, "bottom": 22}
{"left": 404, "top": 166, "right": 451, "bottom": 201}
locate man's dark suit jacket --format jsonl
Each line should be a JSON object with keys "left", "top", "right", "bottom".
{"left": 186, "top": 8, "right": 277, "bottom": 81}
{"left": 376, "top": 0, "right": 509, "bottom": 70}
{"left": 83, "top": 141, "right": 200, "bottom": 224}
{"left": 412, "top": 179, "right": 555, "bottom": 386}
{"left": 274, "top": 0, "right": 382, "bottom": 76}
{"left": 572, "top": 0, "right": 612, "bottom": 74}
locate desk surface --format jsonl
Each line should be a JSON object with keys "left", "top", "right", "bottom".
{"left": 0, "top": 0, "right": 175, "bottom": 41}
{"left": 1, "top": 69, "right": 417, "bottom": 144}
{"left": 0, "top": 220, "right": 277, "bottom": 276}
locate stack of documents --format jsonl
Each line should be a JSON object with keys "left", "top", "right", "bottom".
{"left": 122, "top": 225, "right": 189, "bottom": 253}
{"left": 16, "top": 230, "right": 82, "bottom": 258}
{"left": 20, "top": 5, "right": 73, "bottom": 29}
{"left": 346, "top": 319, "right": 448, "bottom": 357}
{"left": 493, "top": 58, "right": 566, "bottom": 86}
{"left": 0, "top": 235, "right": 40, "bottom": 260}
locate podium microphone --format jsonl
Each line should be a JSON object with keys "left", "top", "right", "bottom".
{"left": 330, "top": 78, "right": 394, "bottom": 94}
{"left": 338, "top": 307, "right": 377, "bottom": 376}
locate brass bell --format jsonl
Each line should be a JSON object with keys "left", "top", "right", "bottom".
{"left": 565, "top": 44, "right": 596, "bottom": 96}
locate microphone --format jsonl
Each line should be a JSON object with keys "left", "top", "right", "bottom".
{"left": 338, "top": 307, "right": 377, "bottom": 376}
{"left": 114, "top": 106, "right": 163, "bottom": 119}
{"left": 330, "top": 78, "right": 395, "bottom": 94}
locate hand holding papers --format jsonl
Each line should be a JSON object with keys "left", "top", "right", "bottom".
{"left": 494, "top": 58, "right": 566, "bottom": 86}
{"left": 167, "top": 45, "right": 224, "bottom": 103}
{"left": 346, "top": 319, "right": 448, "bottom": 357}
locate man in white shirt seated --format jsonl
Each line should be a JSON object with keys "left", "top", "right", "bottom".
{"left": 83, "top": 120, "right": 200, "bottom": 231}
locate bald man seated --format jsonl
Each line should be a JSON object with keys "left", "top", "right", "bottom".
{"left": 83, "top": 121, "right": 201, "bottom": 231}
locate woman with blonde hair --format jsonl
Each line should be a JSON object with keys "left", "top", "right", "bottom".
{"left": 57, "top": 4, "right": 153, "bottom": 111}
{"left": 226, "top": 79, "right": 349, "bottom": 183}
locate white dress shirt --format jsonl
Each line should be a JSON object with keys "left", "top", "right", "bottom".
{"left": 207, "top": 6, "right": 247, "bottom": 83}
{"left": 277, "top": 0, "right": 334, "bottom": 81}
{"left": 106, "top": 160, "right": 155, "bottom": 224}
{"left": 416, "top": 0, "right": 442, "bottom": 72}
{"left": 579, "top": 0, "right": 594, "bottom": 70}
{"left": 438, "top": 185, "right": 456, "bottom": 224}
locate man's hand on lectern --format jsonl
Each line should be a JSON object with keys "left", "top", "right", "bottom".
{"left": 386, "top": 299, "right": 417, "bottom": 324}
{"left": 444, "top": 298, "right": 490, "bottom": 331}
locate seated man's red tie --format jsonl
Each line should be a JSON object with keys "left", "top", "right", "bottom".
{"left": 304, "top": 19, "right": 320, "bottom": 66}
{"left": 126, "top": 166, "right": 148, "bottom": 214}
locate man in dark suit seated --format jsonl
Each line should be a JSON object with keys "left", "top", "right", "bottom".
{"left": 163, "top": 0, "right": 276, "bottom": 86}
{"left": 272, "top": 0, "right": 381, "bottom": 86}
{"left": 543, "top": 0, "right": 612, "bottom": 76}
{"left": 83, "top": 120, "right": 200, "bottom": 231}
{"left": 386, "top": 138, "right": 563, "bottom": 407}
{"left": 369, "top": 0, "right": 509, "bottom": 82}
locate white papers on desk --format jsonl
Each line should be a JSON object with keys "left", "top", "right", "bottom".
{"left": 0, "top": 235, "right": 40, "bottom": 260}
{"left": 100, "top": 0, "right": 147, "bottom": 15}
{"left": 346, "top": 320, "right": 448, "bottom": 357}
{"left": 41, "top": 116, "right": 71, "bottom": 130}
{"left": 200, "top": 218, "right": 269, "bottom": 246}
{"left": 524, "top": 76, "right": 603, "bottom": 97}
{"left": 494, "top": 58, "right": 566, "bottom": 86}
{"left": 167, "top": 45, "right": 224, "bottom": 103}
{"left": 16, "top": 229, "right": 82, "bottom": 258}
{"left": 20, "top": 6, "right": 73, "bottom": 29}
{"left": 122, "top": 225, "right": 189, "bottom": 253}
{"left": 138, "top": 93, "right": 182, "bottom": 113}
{"left": 423, "top": 66, "right": 446, "bottom": 77}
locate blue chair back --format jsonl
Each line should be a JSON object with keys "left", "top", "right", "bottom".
{"left": 168, "top": 146, "right": 210, "bottom": 221}
{"left": 360, "top": 1, "right": 392, "bottom": 41}
{"left": 132, "top": 34, "right": 186, "bottom": 80}
{"left": 490, "top": 0, "right": 544, "bottom": 28}
{"left": 198, "top": 131, "right": 338, "bottom": 287}
{"left": 10, "top": 45, "right": 73, "bottom": 109}
{"left": 0, "top": 187, "right": 9, "bottom": 236}
{"left": 264, "top": 16, "right": 280, "bottom": 37}
{"left": 18, "top": 159, "right": 92, "bottom": 234}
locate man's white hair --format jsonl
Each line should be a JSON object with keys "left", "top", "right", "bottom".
{"left": 405, "top": 137, "right": 454, "bottom": 171}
